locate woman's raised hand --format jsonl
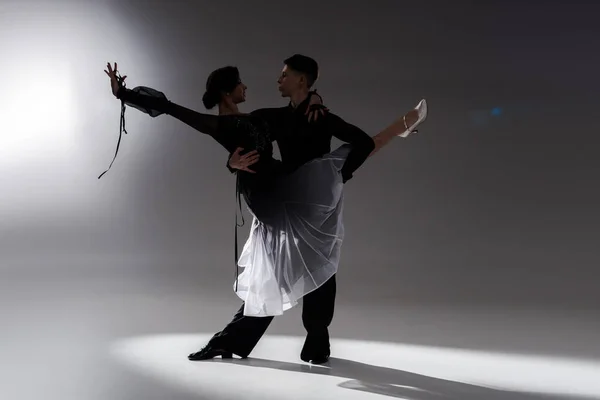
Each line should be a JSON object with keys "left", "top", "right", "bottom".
{"left": 104, "top": 62, "right": 126, "bottom": 97}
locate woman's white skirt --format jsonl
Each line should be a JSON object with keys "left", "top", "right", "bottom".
{"left": 234, "top": 144, "right": 350, "bottom": 317}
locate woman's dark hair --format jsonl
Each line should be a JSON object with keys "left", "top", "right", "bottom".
{"left": 202, "top": 66, "right": 241, "bottom": 109}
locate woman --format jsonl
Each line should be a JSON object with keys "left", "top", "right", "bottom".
{"left": 103, "top": 62, "right": 427, "bottom": 317}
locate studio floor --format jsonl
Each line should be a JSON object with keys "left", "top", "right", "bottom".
{"left": 2, "top": 260, "right": 599, "bottom": 400}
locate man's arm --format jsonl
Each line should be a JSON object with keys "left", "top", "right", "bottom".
{"left": 251, "top": 90, "right": 325, "bottom": 125}
{"left": 323, "top": 113, "right": 375, "bottom": 183}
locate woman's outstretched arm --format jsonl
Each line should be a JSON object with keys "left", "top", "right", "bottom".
{"left": 105, "top": 62, "right": 235, "bottom": 150}
{"left": 116, "top": 87, "right": 220, "bottom": 137}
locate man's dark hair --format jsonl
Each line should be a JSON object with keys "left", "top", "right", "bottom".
{"left": 284, "top": 54, "right": 319, "bottom": 88}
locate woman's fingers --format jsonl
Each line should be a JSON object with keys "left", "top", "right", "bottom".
{"left": 105, "top": 62, "right": 121, "bottom": 77}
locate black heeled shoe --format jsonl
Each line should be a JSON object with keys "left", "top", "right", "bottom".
{"left": 188, "top": 345, "right": 233, "bottom": 361}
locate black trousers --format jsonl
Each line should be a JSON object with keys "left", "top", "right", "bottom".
{"left": 207, "top": 274, "right": 336, "bottom": 358}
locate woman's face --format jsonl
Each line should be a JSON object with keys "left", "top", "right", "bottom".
{"left": 229, "top": 81, "right": 247, "bottom": 104}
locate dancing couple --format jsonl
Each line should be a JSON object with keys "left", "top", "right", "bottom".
{"left": 103, "top": 54, "right": 427, "bottom": 364}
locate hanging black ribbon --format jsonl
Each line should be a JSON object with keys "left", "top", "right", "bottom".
{"left": 234, "top": 173, "right": 245, "bottom": 292}
{"left": 98, "top": 74, "right": 128, "bottom": 179}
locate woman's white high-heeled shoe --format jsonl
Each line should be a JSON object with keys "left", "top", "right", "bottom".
{"left": 398, "top": 99, "right": 428, "bottom": 137}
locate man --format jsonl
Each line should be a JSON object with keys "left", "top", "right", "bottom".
{"left": 188, "top": 54, "right": 375, "bottom": 364}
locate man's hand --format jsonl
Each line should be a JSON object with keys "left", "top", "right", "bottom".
{"left": 228, "top": 147, "right": 259, "bottom": 173}
{"left": 104, "top": 62, "right": 126, "bottom": 97}
{"left": 305, "top": 92, "right": 329, "bottom": 123}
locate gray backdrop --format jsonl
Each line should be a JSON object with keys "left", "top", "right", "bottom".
{"left": 2, "top": 1, "right": 599, "bottom": 399}
{"left": 3, "top": 0, "right": 597, "bottom": 307}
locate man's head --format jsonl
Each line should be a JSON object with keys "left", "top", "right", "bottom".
{"left": 277, "top": 54, "right": 319, "bottom": 97}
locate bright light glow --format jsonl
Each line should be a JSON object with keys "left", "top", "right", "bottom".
{"left": 0, "top": 1, "right": 126, "bottom": 223}
{"left": 110, "top": 334, "right": 600, "bottom": 399}
{"left": 0, "top": 64, "right": 75, "bottom": 165}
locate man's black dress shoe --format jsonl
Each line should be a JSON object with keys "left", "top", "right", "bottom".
{"left": 300, "top": 350, "right": 330, "bottom": 364}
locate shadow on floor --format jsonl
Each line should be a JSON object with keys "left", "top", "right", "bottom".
{"left": 212, "top": 356, "right": 595, "bottom": 400}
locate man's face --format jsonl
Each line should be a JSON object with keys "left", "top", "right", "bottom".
{"left": 277, "top": 65, "right": 303, "bottom": 97}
